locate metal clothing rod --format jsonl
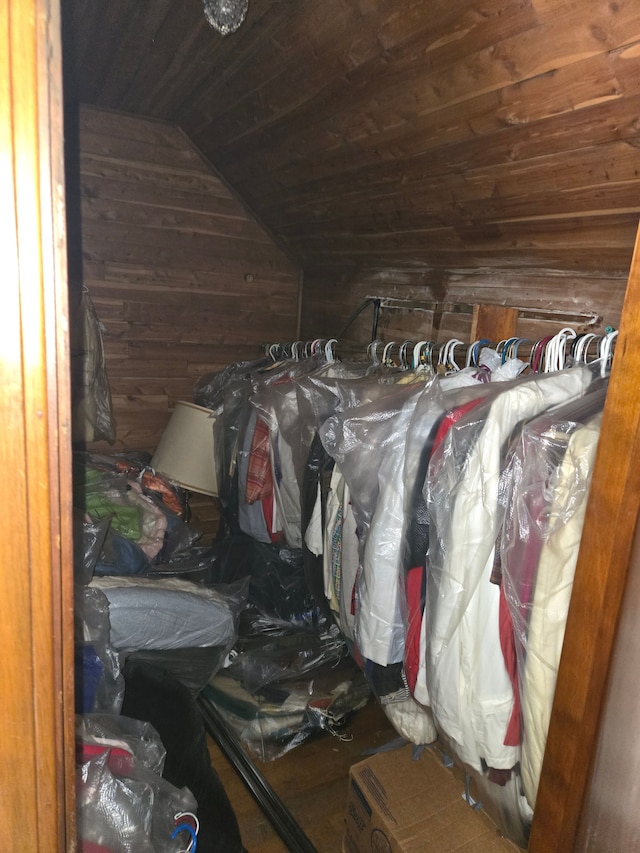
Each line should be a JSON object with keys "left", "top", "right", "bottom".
{"left": 197, "top": 695, "right": 319, "bottom": 853}
{"left": 366, "top": 296, "right": 601, "bottom": 328}
{"left": 336, "top": 297, "right": 382, "bottom": 341}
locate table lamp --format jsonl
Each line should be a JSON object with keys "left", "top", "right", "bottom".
{"left": 151, "top": 401, "right": 218, "bottom": 497}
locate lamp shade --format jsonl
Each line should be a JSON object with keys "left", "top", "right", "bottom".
{"left": 151, "top": 401, "right": 218, "bottom": 496}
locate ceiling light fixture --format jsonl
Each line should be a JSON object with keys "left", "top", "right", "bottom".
{"left": 202, "top": 0, "right": 249, "bottom": 36}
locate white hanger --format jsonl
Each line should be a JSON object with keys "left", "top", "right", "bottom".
{"left": 446, "top": 338, "right": 464, "bottom": 372}
{"left": 412, "top": 340, "right": 428, "bottom": 369}
{"left": 399, "top": 340, "right": 413, "bottom": 370}
{"left": 599, "top": 330, "right": 618, "bottom": 378}
{"left": 325, "top": 338, "right": 338, "bottom": 363}
{"left": 573, "top": 333, "right": 598, "bottom": 364}
{"left": 368, "top": 340, "right": 381, "bottom": 365}
{"left": 544, "top": 327, "right": 576, "bottom": 373}
{"left": 382, "top": 341, "right": 397, "bottom": 364}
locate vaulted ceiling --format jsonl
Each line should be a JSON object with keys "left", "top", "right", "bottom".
{"left": 64, "top": 0, "right": 640, "bottom": 279}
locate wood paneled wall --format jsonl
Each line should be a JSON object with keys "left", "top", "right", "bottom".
{"left": 65, "top": 0, "right": 640, "bottom": 284}
{"left": 73, "top": 106, "right": 301, "bottom": 535}
{"left": 76, "top": 105, "right": 301, "bottom": 456}
{"left": 300, "top": 264, "right": 627, "bottom": 350}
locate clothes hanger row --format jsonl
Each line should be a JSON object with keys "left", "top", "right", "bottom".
{"left": 263, "top": 329, "right": 618, "bottom": 375}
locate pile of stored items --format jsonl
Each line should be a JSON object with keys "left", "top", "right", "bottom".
{"left": 73, "top": 451, "right": 248, "bottom": 852}
{"left": 74, "top": 448, "right": 370, "bottom": 850}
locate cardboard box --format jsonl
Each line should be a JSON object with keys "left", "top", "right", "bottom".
{"left": 343, "top": 744, "right": 522, "bottom": 853}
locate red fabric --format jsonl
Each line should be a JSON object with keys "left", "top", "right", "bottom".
{"left": 403, "top": 397, "right": 485, "bottom": 696}
{"left": 246, "top": 418, "right": 272, "bottom": 504}
{"left": 404, "top": 565, "right": 424, "bottom": 694}
{"left": 431, "top": 397, "right": 485, "bottom": 454}
{"left": 77, "top": 742, "right": 135, "bottom": 775}
{"left": 499, "top": 581, "right": 522, "bottom": 747}
{"left": 81, "top": 843, "right": 118, "bottom": 853}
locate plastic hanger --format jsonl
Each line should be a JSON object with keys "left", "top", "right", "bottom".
{"left": 573, "top": 333, "right": 598, "bottom": 364}
{"left": 173, "top": 811, "right": 199, "bottom": 853}
{"left": 399, "top": 340, "right": 414, "bottom": 370}
{"left": 422, "top": 341, "right": 436, "bottom": 370}
{"left": 599, "top": 329, "right": 618, "bottom": 378}
{"left": 382, "top": 341, "right": 397, "bottom": 365}
{"left": 368, "top": 340, "right": 382, "bottom": 365}
{"left": 544, "top": 327, "right": 576, "bottom": 373}
{"left": 444, "top": 338, "right": 464, "bottom": 372}
{"left": 500, "top": 337, "right": 520, "bottom": 364}
{"left": 530, "top": 336, "right": 553, "bottom": 372}
{"left": 466, "top": 339, "right": 488, "bottom": 367}
{"left": 511, "top": 338, "right": 530, "bottom": 360}
{"left": 412, "top": 340, "right": 428, "bottom": 369}
{"left": 325, "top": 338, "right": 338, "bottom": 363}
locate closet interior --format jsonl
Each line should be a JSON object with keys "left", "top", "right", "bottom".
{"left": 5, "top": 0, "right": 640, "bottom": 851}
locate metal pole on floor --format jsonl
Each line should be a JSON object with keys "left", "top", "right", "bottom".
{"left": 197, "top": 696, "right": 319, "bottom": 853}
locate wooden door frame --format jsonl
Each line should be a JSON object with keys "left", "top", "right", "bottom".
{"left": 3, "top": 0, "right": 639, "bottom": 846}
{"left": 0, "top": 0, "right": 75, "bottom": 849}
{"left": 529, "top": 223, "right": 640, "bottom": 850}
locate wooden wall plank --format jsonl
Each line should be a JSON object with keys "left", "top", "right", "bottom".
{"left": 300, "top": 267, "right": 624, "bottom": 345}
{"left": 78, "top": 152, "right": 234, "bottom": 196}
{"left": 66, "top": 1, "right": 640, "bottom": 283}
{"left": 471, "top": 305, "right": 518, "bottom": 341}
{"left": 77, "top": 105, "right": 301, "bottom": 483}
{"left": 217, "top": 44, "right": 640, "bottom": 198}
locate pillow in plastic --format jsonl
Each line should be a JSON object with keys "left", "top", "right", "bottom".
{"left": 90, "top": 576, "right": 236, "bottom": 653}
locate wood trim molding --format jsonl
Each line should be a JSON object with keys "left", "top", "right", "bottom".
{"left": 529, "top": 220, "right": 640, "bottom": 851}
{"left": 0, "top": 0, "right": 74, "bottom": 848}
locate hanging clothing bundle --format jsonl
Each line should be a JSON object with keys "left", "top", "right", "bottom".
{"left": 198, "top": 328, "right": 612, "bottom": 842}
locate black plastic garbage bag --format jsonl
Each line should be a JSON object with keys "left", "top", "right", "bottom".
{"left": 122, "top": 660, "right": 244, "bottom": 853}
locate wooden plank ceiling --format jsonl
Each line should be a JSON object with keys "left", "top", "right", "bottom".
{"left": 64, "top": 0, "right": 640, "bottom": 279}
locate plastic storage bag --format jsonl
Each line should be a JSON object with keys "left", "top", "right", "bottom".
{"left": 78, "top": 713, "right": 167, "bottom": 776}
{"left": 90, "top": 575, "right": 248, "bottom": 654}
{"left": 70, "top": 288, "right": 116, "bottom": 444}
{"left": 203, "top": 625, "right": 371, "bottom": 761}
{"left": 76, "top": 715, "right": 197, "bottom": 853}
{"left": 75, "top": 585, "right": 125, "bottom": 715}
{"left": 424, "top": 367, "right": 593, "bottom": 774}
{"left": 499, "top": 387, "right": 606, "bottom": 809}
{"left": 207, "top": 532, "right": 320, "bottom": 627}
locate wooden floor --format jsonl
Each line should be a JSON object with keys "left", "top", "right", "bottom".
{"left": 206, "top": 699, "right": 399, "bottom": 853}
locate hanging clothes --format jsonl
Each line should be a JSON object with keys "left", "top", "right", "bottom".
{"left": 320, "top": 381, "right": 438, "bottom": 666}
{"left": 206, "top": 339, "right": 607, "bottom": 817}
{"left": 424, "top": 366, "right": 593, "bottom": 773}
{"left": 237, "top": 409, "right": 276, "bottom": 544}
{"left": 498, "top": 388, "right": 606, "bottom": 808}
{"left": 406, "top": 389, "right": 495, "bottom": 706}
